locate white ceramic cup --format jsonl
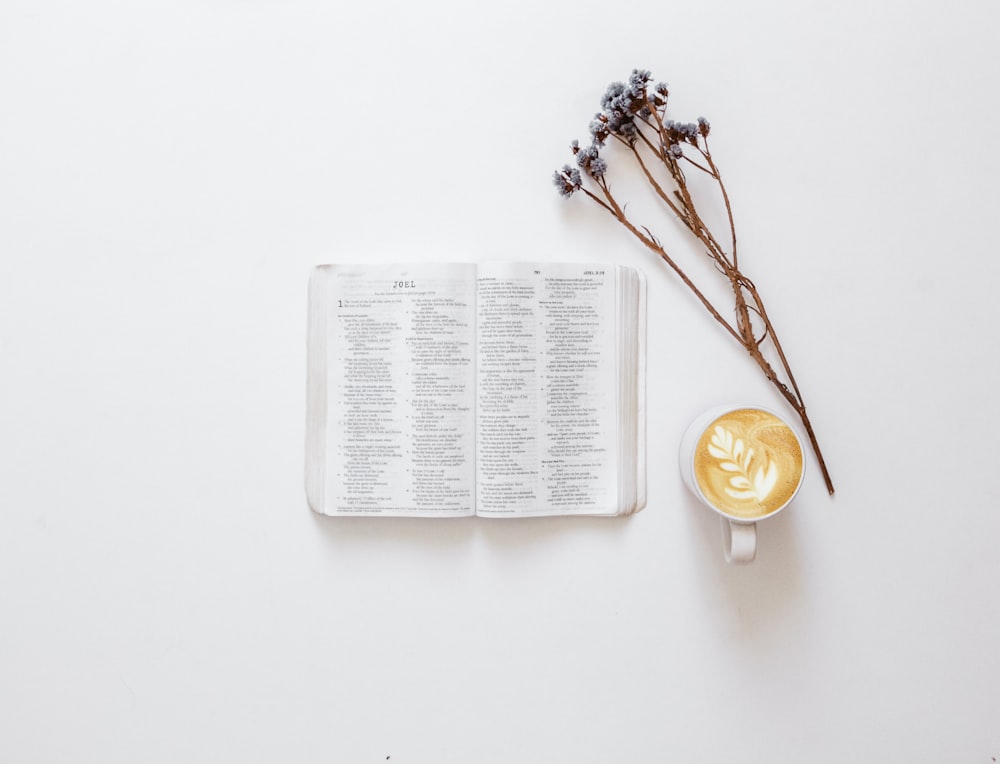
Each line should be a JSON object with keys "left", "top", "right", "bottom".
{"left": 679, "top": 404, "right": 806, "bottom": 564}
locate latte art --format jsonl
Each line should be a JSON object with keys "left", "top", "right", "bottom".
{"left": 693, "top": 408, "right": 803, "bottom": 519}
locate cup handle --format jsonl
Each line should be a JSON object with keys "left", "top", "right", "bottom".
{"left": 721, "top": 517, "right": 756, "bottom": 564}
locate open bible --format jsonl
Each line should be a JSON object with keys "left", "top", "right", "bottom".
{"left": 306, "top": 262, "right": 646, "bottom": 517}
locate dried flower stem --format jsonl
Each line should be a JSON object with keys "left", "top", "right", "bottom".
{"left": 555, "top": 69, "right": 834, "bottom": 495}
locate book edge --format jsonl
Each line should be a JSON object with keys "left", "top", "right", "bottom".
{"left": 305, "top": 265, "right": 332, "bottom": 515}
{"left": 634, "top": 267, "right": 648, "bottom": 513}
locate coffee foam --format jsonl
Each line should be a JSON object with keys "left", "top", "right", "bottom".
{"left": 693, "top": 408, "right": 803, "bottom": 519}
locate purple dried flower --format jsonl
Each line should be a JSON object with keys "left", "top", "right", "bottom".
{"left": 600, "top": 81, "right": 626, "bottom": 111}
{"left": 626, "top": 69, "right": 652, "bottom": 102}
{"left": 552, "top": 165, "right": 582, "bottom": 197}
{"left": 589, "top": 114, "right": 610, "bottom": 146}
{"left": 575, "top": 143, "right": 607, "bottom": 179}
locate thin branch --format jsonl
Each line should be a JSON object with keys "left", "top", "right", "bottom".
{"left": 680, "top": 154, "right": 713, "bottom": 176}
{"left": 595, "top": 180, "right": 741, "bottom": 343}
{"left": 702, "top": 138, "right": 739, "bottom": 268}
{"left": 627, "top": 144, "right": 691, "bottom": 227}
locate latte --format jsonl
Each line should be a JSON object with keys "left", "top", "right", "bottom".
{"left": 692, "top": 407, "right": 803, "bottom": 520}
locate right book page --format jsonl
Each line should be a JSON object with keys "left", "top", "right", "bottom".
{"left": 475, "top": 262, "right": 631, "bottom": 517}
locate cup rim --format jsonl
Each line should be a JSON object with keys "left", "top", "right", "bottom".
{"left": 685, "top": 403, "right": 806, "bottom": 524}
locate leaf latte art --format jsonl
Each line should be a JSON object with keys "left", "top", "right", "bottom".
{"left": 707, "top": 426, "right": 779, "bottom": 502}
{"left": 693, "top": 409, "right": 803, "bottom": 519}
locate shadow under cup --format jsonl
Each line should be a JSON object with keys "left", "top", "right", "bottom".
{"left": 679, "top": 405, "right": 805, "bottom": 563}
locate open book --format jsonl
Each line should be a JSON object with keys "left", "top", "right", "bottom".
{"left": 306, "top": 262, "right": 646, "bottom": 517}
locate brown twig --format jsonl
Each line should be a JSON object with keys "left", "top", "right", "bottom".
{"left": 555, "top": 69, "right": 834, "bottom": 495}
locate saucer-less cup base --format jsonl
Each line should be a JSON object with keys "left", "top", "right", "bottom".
{"left": 679, "top": 405, "right": 805, "bottom": 565}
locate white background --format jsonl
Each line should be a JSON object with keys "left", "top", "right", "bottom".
{"left": 2, "top": 1, "right": 998, "bottom": 761}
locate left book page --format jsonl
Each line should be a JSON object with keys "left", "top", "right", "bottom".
{"left": 306, "top": 264, "right": 478, "bottom": 517}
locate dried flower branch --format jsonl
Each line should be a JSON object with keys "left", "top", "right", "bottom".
{"left": 554, "top": 69, "right": 834, "bottom": 495}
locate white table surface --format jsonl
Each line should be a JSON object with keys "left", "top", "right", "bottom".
{"left": 2, "top": 1, "right": 998, "bottom": 761}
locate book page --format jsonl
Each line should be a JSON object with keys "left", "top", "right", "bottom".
{"left": 475, "top": 263, "right": 618, "bottom": 516}
{"left": 323, "top": 264, "right": 477, "bottom": 516}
